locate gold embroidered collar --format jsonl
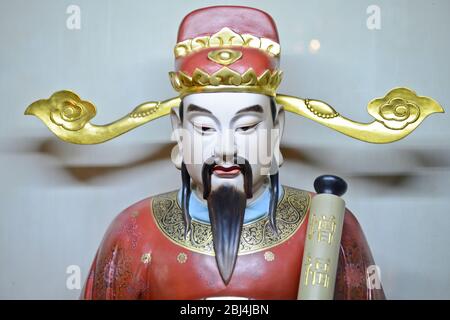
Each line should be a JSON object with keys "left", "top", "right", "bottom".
{"left": 151, "top": 186, "right": 310, "bottom": 256}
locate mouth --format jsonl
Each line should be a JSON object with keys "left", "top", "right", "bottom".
{"left": 213, "top": 165, "right": 241, "bottom": 178}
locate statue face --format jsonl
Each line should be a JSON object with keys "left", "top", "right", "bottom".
{"left": 171, "top": 92, "right": 284, "bottom": 200}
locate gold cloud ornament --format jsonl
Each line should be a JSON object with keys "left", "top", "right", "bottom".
{"left": 367, "top": 87, "right": 439, "bottom": 130}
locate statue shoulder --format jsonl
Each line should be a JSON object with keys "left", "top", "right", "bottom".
{"left": 341, "top": 207, "right": 370, "bottom": 245}
{"left": 83, "top": 190, "right": 180, "bottom": 299}
{"left": 97, "top": 190, "right": 179, "bottom": 252}
{"left": 337, "top": 208, "right": 386, "bottom": 299}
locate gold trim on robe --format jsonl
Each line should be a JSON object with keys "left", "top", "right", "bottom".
{"left": 151, "top": 186, "right": 311, "bottom": 256}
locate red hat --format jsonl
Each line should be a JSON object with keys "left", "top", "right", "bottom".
{"left": 169, "top": 6, "right": 282, "bottom": 97}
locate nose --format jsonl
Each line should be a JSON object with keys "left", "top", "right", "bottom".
{"left": 214, "top": 129, "right": 237, "bottom": 163}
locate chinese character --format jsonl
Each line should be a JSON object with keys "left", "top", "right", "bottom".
{"left": 304, "top": 256, "right": 330, "bottom": 288}
{"left": 307, "top": 214, "right": 337, "bottom": 244}
{"left": 318, "top": 215, "right": 336, "bottom": 244}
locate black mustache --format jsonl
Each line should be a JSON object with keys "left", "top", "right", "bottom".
{"left": 201, "top": 155, "right": 253, "bottom": 199}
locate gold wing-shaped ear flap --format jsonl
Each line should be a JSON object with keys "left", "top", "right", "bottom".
{"left": 276, "top": 87, "right": 444, "bottom": 143}
{"left": 24, "top": 90, "right": 181, "bottom": 144}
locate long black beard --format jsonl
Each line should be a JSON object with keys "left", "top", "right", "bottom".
{"left": 207, "top": 185, "right": 247, "bottom": 285}
{"left": 201, "top": 156, "right": 252, "bottom": 285}
{"left": 180, "top": 158, "right": 280, "bottom": 285}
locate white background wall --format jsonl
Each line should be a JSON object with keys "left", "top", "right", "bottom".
{"left": 0, "top": 0, "right": 449, "bottom": 299}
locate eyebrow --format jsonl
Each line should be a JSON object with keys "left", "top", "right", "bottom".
{"left": 235, "top": 105, "right": 264, "bottom": 115}
{"left": 186, "top": 104, "right": 212, "bottom": 114}
{"left": 186, "top": 104, "right": 263, "bottom": 116}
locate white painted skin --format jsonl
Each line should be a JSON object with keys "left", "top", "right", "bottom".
{"left": 170, "top": 92, "right": 285, "bottom": 205}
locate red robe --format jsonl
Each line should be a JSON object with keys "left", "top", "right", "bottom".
{"left": 82, "top": 186, "right": 385, "bottom": 300}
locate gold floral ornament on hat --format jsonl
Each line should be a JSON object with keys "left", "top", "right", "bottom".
{"left": 174, "top": 27, "right": 281, "bottom": 58}
{"left": 169, "top": 67, "right": 283, "bottom": 97}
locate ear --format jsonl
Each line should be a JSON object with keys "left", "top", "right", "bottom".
{"left": 273, "top": 105, "right": 285, "bottom": 168}
{"left": 170, "top": 106, "right": 183, "bottom": 170}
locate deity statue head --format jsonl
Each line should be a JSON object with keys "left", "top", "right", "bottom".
{"left": 168, "top": 6, "right": 285, "bottom": 283}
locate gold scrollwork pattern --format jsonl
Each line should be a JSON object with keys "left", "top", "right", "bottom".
{"left": 374, "top": 98, "right": 420, "bottom": 130}
{"left": 151, "top": 186, "right": 310, "bottom": 256}
{"left": 174, "top": 27, "right": 281, "bottom": 58}
{"left": 367, "top": 87, "right": 440, "bottom": 130}
{"left": 169, "top": 67, "right": 283, "bottom": 97}
{"left": 32, "top": 90, "right": 97, "bottom": 131}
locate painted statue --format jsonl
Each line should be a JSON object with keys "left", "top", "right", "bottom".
{"left": 25, "top": 6, "right": 444, "bottom": 300}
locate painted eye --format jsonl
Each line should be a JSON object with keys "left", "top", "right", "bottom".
{"left": 201, "top": 126, "right": 214, "bottom": 132}
{"left": 236, "top": 123, "right": 259, "bottom": 132}
{"left": 194, "top": 124, "right": 215, "bottom": 134}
